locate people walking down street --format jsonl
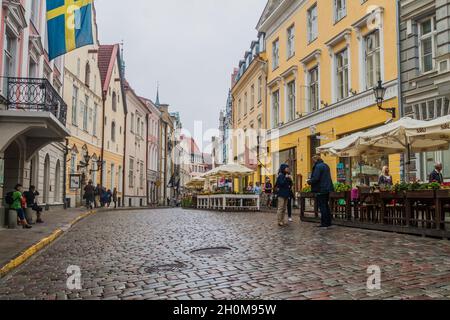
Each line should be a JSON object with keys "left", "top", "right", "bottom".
{"left": 113, "top": 188, "right": 118, "bottom": 209}
{"left": 100, "top": 187, "right": 108, "bottom": 207}
{"left": 264, "top": 178, "right": 273, "bottom": 208}
{"left": 429, "top": 162, "right": 444, "bottom": 184}
{"left": 23, "top": 186, "right": 44, "bottom": 223}
{"left": 275, "top": 164, "right": 293, "bottom": 227}
{"left": 378, "top": 166, "right": 393, "bottom": 189}
{"left": 106, "top": 189, "right": 113, "bottom": 208}
{"left": 9, "top": 184, "right": 32, "bottom": 229}
{"left": 84, "top": 180, "right": 95, "bottom": 209}
{"left": 94, "top": 184, "right": 101, "bottom": 208}
{"left": 308, "top": 155, "right": 334, "bottom": 229}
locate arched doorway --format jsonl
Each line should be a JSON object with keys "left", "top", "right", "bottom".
{"left": 55, "top": 160, "right": 61, "bottom": 203}
{"left": 3, "top": 141, "right": 23, "bottom": 194}
{"left": 43, "top": 154, "right": 50, "bottom": 204}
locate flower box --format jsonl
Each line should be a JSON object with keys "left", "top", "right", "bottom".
{"left": 436, "top": 189, "right": 450, "bottom": 199}
{"left": 405, "top": 190, "right": 435, "bottom": 199}
{"left": 300, "top": 192, "right": 316, "bottom": 198}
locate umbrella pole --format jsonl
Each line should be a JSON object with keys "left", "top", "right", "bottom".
{"left": 405, "top": 143, "right": 412, "bottom": 183}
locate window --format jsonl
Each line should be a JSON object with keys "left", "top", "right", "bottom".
{"left": 137, "top": 117, "right": 141, "bottom": 136}
{"left": 244, "top": 92, "right": 248, "bottom": 115}
{"left": 287, "top": 25, "right": 295, "bottom": 58}
{"left": 130, "top": 113, "right": 135, "bottom": 133}
{"left": 364, "top": 30, "right": 381, "bottom": 89}
{"left": 307, "top": 4, "right": 318, "bottom": 43}
{"left": 309, "top": 67, "right": 319, "bottom": 112}
{"left": 419, "top": 17, "right": 437, "bottom": 73}
{"left": 3, "top": 31, "right": 17, "bottom": 93}
{"left": 93, "top": 104, "right": 98, "bottom": 136}
{"left": 336, "top": 49, "right": 349, "bottom": 101}
{"left": 238, "top": 99, "right": 242, "bottom": 119}
{"left": 29, "top": 58, "right": 38, "bottom": 78}
{"left": 272, "top": 90, "right": 280, "bottom": 128}
{"left": 85, "top": 62, "right": 91, "bottom": 87}
{"left": 83, "top": 95, "right": 89, "bottom": 131}
{"left": 272, "top": 39, "right": 279, "bottom": 69}
{"left": 112, "top": 91, "right": 117, "bottom": 111}
{"left": 31, "top": 0, "right": 40, "bottom": 27}
{"left": 110, "top": 164, "right": 115, "bottom": 189}
{"left": 72, "top": 86, "right": 78, "bottom": 125}
{"left": 70, "top": 152, "right": 77, "bottom": 174}
{"left": 129, "top": 158, "right": 134, "bottom": 187}
{"left": 250, "top": 85, "right": 255, "bottom": 110}
{"left": 140, "top": 162, "right": 144, "bottom": 189}
{"left": 257, "top": 76, "right": 262, "bottom": 103}
{"left": 118, "top": 166, "right": 123, "bottom": 193}
{"left": 111, "top": 121, "right": 116, "bottom": 142}
{"left": 334, "top": 0, "right": 346, "bottom": 23}
{"left": 287, "top": 80, "right": 296, "bottom": 122}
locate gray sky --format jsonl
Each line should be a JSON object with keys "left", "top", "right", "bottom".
{"left": 95, "top": 0, "right": 266, "bottom": 149}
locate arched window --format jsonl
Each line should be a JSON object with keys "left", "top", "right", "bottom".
{"left": 85, "top": 62, "right": 91, "bottom": 87}
{"left": 111, "top": 121, "right": 116, "bottom": 142}
{"left": 112, "top": 91, "right": 117, "bottom": 112}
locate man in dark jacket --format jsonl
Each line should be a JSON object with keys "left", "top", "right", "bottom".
{"left": 275, "top": 164, "right": 293, "bottom": 227}
{"left": 23, "top": 185, "right": 44, "bottom": 223}
{"left": 429, "top": 162, "right": 444, "bottom": 184}
{"left": 308, "top": 155, "right": 334, "bottom": 228}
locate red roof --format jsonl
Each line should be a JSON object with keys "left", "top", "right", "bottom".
{"left": 98, "top": 44, "right": 119, "bottom": 93}
{"left": 180, "top": 135, "right": 202, "bottom": 155}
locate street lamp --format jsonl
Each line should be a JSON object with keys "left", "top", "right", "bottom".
{"left": 373, "top": 80, "right": 396, "bottom": 118}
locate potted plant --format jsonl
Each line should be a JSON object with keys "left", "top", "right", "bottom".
{"left": 330, "top": 182, "right": 352, "bottom": 199}
{"left": 406, "top": 182, "right": 439, "bottom": 199}
{"left": 299, "top": 186, "right": 315, "bottom": 199}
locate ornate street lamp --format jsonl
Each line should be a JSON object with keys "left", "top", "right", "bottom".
{"left": 373, "top": 80, "right": 396, "bottom": 118}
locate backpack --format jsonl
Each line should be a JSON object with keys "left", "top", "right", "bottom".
{"left": 5, "top": 192, "right": 14, "bottom": 206}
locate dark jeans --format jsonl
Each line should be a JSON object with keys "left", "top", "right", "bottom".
{"left": 317, "top": 193, "right": 332, "bottom": 227}
{"left": 287, "top": 197, "right": 292, "bottom": 218}
{"left": 16, "top": 208, "right": 25, "bottom": 220}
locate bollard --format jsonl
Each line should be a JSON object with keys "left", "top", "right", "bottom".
{"left": 8, "top": 209, "right": 17, "bottom": 229}
{"left": 25, "top": 208, "right": 34, "bottom": 224}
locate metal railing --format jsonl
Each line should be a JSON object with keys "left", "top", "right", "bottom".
{"left": 3, "top": 77, "right": 67, "bottom": 125}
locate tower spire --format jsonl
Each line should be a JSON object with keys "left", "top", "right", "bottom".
{"left": 155, "top": 82, "right": 160, "bottom": 106}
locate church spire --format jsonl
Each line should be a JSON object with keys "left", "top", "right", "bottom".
{"left": 155, "top": 82, "right": 160, "bottom": 106}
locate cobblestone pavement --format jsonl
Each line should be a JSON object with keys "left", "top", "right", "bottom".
{"left": 1, "top": 208, "right": 450, "bottom": 300}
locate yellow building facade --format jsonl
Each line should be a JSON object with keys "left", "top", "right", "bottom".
{"left": 257, "top": 0, "right": 401, "bottom": 190}
{"left": 231, "top": 39, "right": 268, "bottom": 187}
{"left": 64, "top": 20, "right": 103, "bottom": 207}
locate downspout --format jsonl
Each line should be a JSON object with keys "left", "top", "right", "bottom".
{"left": 122, "top": 112, "right": 127, "bottom": 207}
{"left": 63, "top": 138, "right": 69, "bottom": 209}
{"left": 396, "top": 0, "right": 406, "bottom": 182}
{"left": 146, "top": 113, "right": 149, "bottom": 206}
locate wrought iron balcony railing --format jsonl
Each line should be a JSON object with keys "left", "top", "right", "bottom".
{"left": 3, "top": 77, "right": 67, "bottom": 125}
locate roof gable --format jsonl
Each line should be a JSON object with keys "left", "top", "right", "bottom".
{"left": 98, "top": 44, "right": 118, "bottom": 93}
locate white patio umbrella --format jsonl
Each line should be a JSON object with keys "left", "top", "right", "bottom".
{"left": 406, "top": 115, "right": 450, "bottom": 148}
{"left": 203, "top": 163, "right": 254, "bottom": 179}
{"left": 317, "top": 132, "right": 363, "bottom": 157}
{"left": 185, "top": 177, "right": 205, "bottom": 190}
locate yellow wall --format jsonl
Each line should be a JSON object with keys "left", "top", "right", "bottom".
{"left": 257, "top": 0, "right": 400, "bottom": 188}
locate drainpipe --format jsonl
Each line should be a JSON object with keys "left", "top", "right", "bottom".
{"left": 146, "top": 113, "right": 149, "bottom": 206}
{"left": 63, "top": 138, "right": 69, "bottom": 209}
{"left": 100, "top": 95, "right": 106, "bottom": 187}
{"left": 122, "top": 112, "right": 127, "bottom": 207}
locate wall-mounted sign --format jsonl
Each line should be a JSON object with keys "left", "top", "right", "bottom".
{"left": 70, "top": 174, "right": 81, "bottom": 190}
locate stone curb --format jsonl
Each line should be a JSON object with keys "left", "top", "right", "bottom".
{"left": 0, "top": 209, "right": 97, "bottom": 279}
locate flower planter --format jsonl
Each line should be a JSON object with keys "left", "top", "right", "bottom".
{"left": 379, "top": 191, "right": 405, "bottom": 200}
{"left": 300, "top": 192, "right": 316, "bottom": 198}
{"left": 436, "top": 190, "right": 450, "bottom": 199}
{"left": 406, "top": 190, "right": 436, "bottom": 199}
{"left": 330, "top": 191, "right": 350, "bottom": 198}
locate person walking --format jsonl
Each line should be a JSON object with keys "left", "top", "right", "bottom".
{"left": 84, "top": 180, "right": 95, "bottom": 209}
{"left": 10, "top": 184, "right": 32, "bottom": 229}
{"left": 113, "top": 188, "right": 118, "bottom": 209}
{"left": 23, "top": 185, "right": 44, "bottom": 223}
{"left": 106, "top": 189, "right": 113, "bottom": 208}
{"left": 275, "top": 164, "right": 293, "bottom": 227}
{"left": 429, "top": 162, "right": 444, "bottom": 184}
{"left": 264, "top": 178, "right": 273, "bottom": 208}
{"left": 287, "top": 187, "right": 294, "bottom": 223}
{"left": 308, "top": 155, "right": 334, "bottom": 229}
{"left": 94, "top": 184, "right": 101, "bottom": 208}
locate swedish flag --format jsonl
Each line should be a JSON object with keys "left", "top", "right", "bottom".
{"left": 46, "top": 0, "right": 94, "bottom": 60}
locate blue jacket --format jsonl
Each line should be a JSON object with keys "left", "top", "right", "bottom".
{"left": 309, "top": 160, "right": 334, "bottom": 194}
{"left": 275, "top": 164, "right": 293, "bottom": 198}
{"left": 429, "top": 170, "right": 444, "bottom": 184}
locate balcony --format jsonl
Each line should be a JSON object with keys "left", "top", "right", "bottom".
{"left": 4, "top": 77, "right": 67, "bottom": 125}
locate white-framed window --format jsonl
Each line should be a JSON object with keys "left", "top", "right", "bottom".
{"left": 334, "top": 0, "right": 346, "bottom": 23}
{"left": 238, "top": 99, "right": 242, "bottom": 119}
{"left": 250, "top": 85, "right": 255, "bottom": 110}
{"left": 72, "top": 86, "right": 78, "bottom": 126}
{"left": 307, "top": 4, "right": 318, "bottom": 43}
{"left": 111, "top": 121, "right": 116, "bottom": 142}
{"left": 3, "top": 31, "right": 17, "bottom": 94}
{"left": 112, "top": 91, "right": 117, "bottom": 112}
{"left": 272, "top": 90, "right": 280, "bottom": 128}
{"left": 308, "top": 67, "right": 320, "bottom": 112}
{"left": 336, "top": 49, "right": 349, "bottom": 101}
{"left": 130, "top": 113, "right": 135, "bottom": 133}
{"left": 364, "top": 30, "right": 381, "bottom": 89}
{"left": 272, "top": 39, "right": 279, "bottom": 70}
{"left": 419, "top": 16, "right": 437, "bottom": 73}
{"left": 140, "top": 162, "right": 144, "bottom": 189}
{"left": 70, "top": 151, "right": 77, "bottom": 174}
{"left": 93, "top": 103, "right": 98, "bottom": 136}
{"left": 286, "top": 80, "right": 296, "bottom": 122}
{"left": 287, "top": 25, "right": 295, "bottom": 58}
{"left": 244, "top": 92, "right": 248, "bottom": 115}
{"left": 83, "top": 95, "right": 89, "bottom": 131}
{"left": 129, "top": 157, "right": 134, "bottom": 188}
{"left": 257, "top": 76, "right": 262, "bottom": 103}
{"left": 110, "top": 163, "right": 115, "bottom": 189}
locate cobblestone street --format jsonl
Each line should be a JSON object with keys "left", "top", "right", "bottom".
{"left": 1, "top": 208, "right": 450, "bottom": 300}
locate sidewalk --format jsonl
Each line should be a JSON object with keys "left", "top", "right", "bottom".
{"left": 0, "top": 207, "right": 92, "bottom": 276}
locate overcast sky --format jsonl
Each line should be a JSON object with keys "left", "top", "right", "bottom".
{"left": 95, "top": 0, "right": 266, "bottom": 150}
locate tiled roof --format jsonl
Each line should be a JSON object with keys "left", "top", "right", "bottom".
{"left": 98, "top": 44, "right": 118, "bottom": 93}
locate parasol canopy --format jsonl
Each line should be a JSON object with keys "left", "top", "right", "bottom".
{"left": 203, "top": 163, "right": 254, "bottom": 179}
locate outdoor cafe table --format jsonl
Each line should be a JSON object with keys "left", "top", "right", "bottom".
{"left": 197, "top": 194, "right": 260, "bottom": 211}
